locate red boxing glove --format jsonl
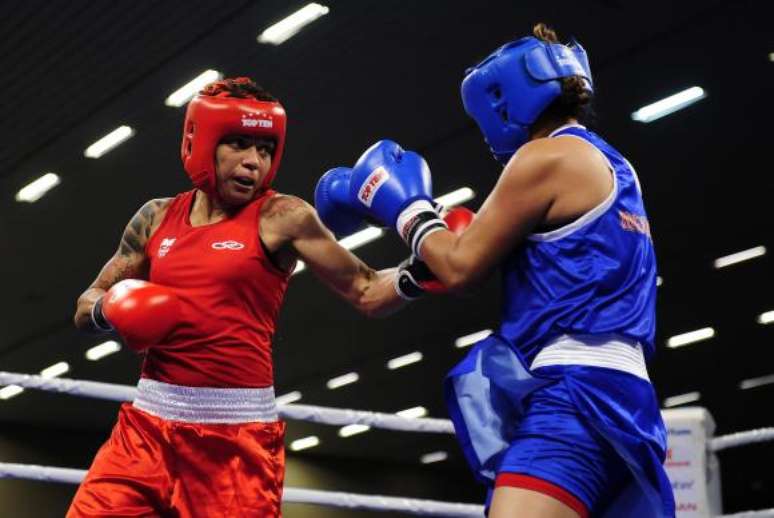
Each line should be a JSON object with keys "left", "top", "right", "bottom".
{"left": 99, "top": 279, "right": 181, "bottom": 351}
{"left": 394, "top": 207, "right": 475, "bottom": 298}
{"left": 443, "top": 206, "right": 475, "bottom": 235}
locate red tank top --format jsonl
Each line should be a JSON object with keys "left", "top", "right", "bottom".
{"left": 142, "top": 189, "right": 289, "bottom": 388}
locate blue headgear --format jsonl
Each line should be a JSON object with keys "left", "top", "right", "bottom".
{"left": 461, "top": 36, "right": 593, "bottom": 164}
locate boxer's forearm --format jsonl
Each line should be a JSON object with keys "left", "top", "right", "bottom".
{"left": 419, "top": 230, "right": 483, "bottom": 291}
{"left": 353, "top": 268, "right": 408, "bottom": 318}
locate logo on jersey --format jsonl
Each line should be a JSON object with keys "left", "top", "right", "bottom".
{"left": 619, "top": 211, "right": 651, "bottom": 238}
{"left": 211, "top": 240, "right": 245, "bottom": 250}
{"left": 158, "top": 238, "right": 176, "bottom": 257}
{"left": 357, "top": 166, "right": 390, "bottom": 208}
{"left": 241, "top": 115, "right": 273, "bottom": 129}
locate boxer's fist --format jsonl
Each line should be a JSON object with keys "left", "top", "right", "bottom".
{"left": 348, "top": 140, "right": 446, "bottom": 256}
{"left": 393, "top": 207, "right": 475, "bottom": 299}
{"left": 314, "top": 167, "right": 365, "bottom": 237}
{"left": 96, "top": 280, "right": 181, "bottom": 351}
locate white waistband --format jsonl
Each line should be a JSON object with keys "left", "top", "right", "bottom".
{"left": 529, "top": 334, "right": 650, "bottom": 381}
{"left": 133, "top": 378, "right": 278, "bottom": 424}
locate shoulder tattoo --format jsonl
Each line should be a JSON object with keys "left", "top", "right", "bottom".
{"left": 119, "top": 199, "right": 168, "bottom": 257}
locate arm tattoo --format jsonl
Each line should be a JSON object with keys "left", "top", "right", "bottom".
{"left": 264, "top": 195, "right": 307, "bottom": 221}
{"left": 118, "top": 199, "right": 166, "bottom": 257}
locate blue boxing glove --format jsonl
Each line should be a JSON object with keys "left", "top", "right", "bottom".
{"left": 349, "top": 140, "right": 447, "bottom": 257}
{"left": 314, "top": 167, "right": 366, "bottom": 236}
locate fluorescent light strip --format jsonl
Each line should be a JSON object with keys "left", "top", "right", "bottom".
{"left": 663, "top": 391, "right": 701, "bottom": 408}
{"left": 85, "top": 126, "right": 135, "bottom": 158}
{"left": 758, "top": 311, "right": 774, "bottom": 325}
{"left": 713, "top": 246, "right": 766, "bottom": 269}
{"left": 15, "top": 173, "right": 61, "bottom": 203}
{"left": 396, "top": 406, "right": 427, "bottom": 419}
{"left": 666, "top": 327, "right": 715, "bottom": 348}
{"left": 435, "top": 187, "right": 475, "bottom": 208}
{"left": 290, "top": 436, "right": 320, "bottom": 451}
{"left": 258, "top": 3, "right": 329, "bottom": 45}
{"left": 85, "top": 340, "right": 121, "bottom": 361}
{"left": 387, "top": 351, "right": 423, "bottom": 370}
{"left": 769, "top": 52, "right": 774, "bottom": 63}
{"left": 326, "top": 372, "right": 359, "bottom": 389}
{"left": 455, "top": 329, "right": 492, "bottom": 349}
{"left": 40, "top": 362, "right": 69, "bottom": 379}
{"left": 631, "top": 86, "right": 706, "bottom": 123}
{"left": 338, "top": 424, "right": 370, "bottom": 437}
{"left": 0, "top": 385, "right": 24, "bottom": 400}
{"left": 275, "top": 391, "right": 302, "bottom": 405}
{"left": 739, "top": 374, "right": 774, "bottom": 390}
{"left": 420, "top": 451, "right": 448, "bottom": 464}
{"left": 165, "top": 70, "right": 222, "bottom": 107}
{"left": 339, "top": 226, "right": 384, "bottom": 250}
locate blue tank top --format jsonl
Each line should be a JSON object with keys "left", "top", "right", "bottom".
{"left": 499, "top": 124, "right": 657, "bottom": 363}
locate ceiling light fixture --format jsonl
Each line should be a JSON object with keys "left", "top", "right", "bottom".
{"left": 338, "top": 424, "right": 370, "bottom": 437}
{"left": 713, "top": 246, "right": 766, "bottom": 269}
{"left": 0, "top": 385, "right": 24, "bottom": 400}
{"left": 387, "top": 351, "right": 423, "bottom": 370}
{"left": 326, "top": 372, "right": 359, "bottom": 389}
{"left": 257, "top": 3, "right": 329, "bottom": 45}
{"left": 40, "top": 362, "right": 69, "bottom": 379}
{"left": 165, "top": 70, "right": 222, "bottom": 107}
{"left": 420, "top": 451, "right": 448, "bottom": 464}
{"left": 663, "top": 391, "right": 701, "bottom": 408}
{"left": 290, "top": 436, "right": 320, "bottom": 451}
{"left": 85, "top": 340, "right": 122, "bottom": 361}
{"left": 631, "top": 86, "right": 706, "bottom": 123}
{"left": 739, "top": 374, "right": 774, "bottom": 390}
{"left": 84, "top": 126, "right": 135, "bottom": 159}
{"left": 757, "top": 311, "right": 774, "bottom": 325}
{"left": 455, "top": 329, "right": 492, "bottom": 349}
{"left": 666, "top": 327, "right": 715, "bottom": 348}
{"left": 435, "top": 187, "right": 475, "bottom": 208}
{"left": 396, "top": 406, "right": 427, "bottom": 419}
{"left": 15, "top": 173, "right": 61, "bottom": 203}
{"left": 276, "top": 391, "right": 303, "bottom": 405}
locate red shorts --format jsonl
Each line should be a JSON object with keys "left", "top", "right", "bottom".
{"left": 67, "top": 403, "right": 286, "bottom": 517}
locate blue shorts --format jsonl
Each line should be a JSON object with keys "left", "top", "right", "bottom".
{"left": 494, "top": 371, "right": 632, "bottom": 514}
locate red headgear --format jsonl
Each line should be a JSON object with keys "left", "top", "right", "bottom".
{"left": 181, "top": 91, "right": 287, "bottom": 195}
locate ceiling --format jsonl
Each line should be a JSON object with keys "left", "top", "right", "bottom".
{"left": 1, "top": 0, "right": 773, "bottom": 510}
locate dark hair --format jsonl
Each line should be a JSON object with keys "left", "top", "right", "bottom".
{"left": 200, "top": 77, "right": 278, "bottom": 102}
{"left": 532, "top": 23, "right": 594, "bottom": 126}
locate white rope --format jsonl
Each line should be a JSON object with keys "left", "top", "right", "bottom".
{"left": 0, "top": 371, "right": 137, "bottom": 402}
{"left": 0, "top": 462, "right": 483, "bottom": 517}
{"left": 710, "top": 428, "right": 774, "bottom": 452}
{"left": 0, "top": 371, "right": 454, "bottom": 434}
{"left": 718, "top": 511, "right": 774, "bottom": 518}
{"left": 282, "top": 403, "right": 454, "bottom": 434}
{"left": 283, "top": 488, "right": 483, "bottom": 516}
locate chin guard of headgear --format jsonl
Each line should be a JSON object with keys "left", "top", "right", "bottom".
{"left": 181, "top": 93, "right": 287, "bottom": 195}
{"left": 461, "top": 36, "right": 593, "bottom": 165}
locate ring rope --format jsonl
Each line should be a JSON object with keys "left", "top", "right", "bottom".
{"left": 3, "top": 370, "right": 774, "bottom": 516}
{"left": 0, "top": 462, "right": 483, "bottom": 517}
{"left": 709, "top": 428, "right": 774, "bottom": 452}
{"left": 5, "top": 371, "right": 774, "bottom": 443}
{"left": 0, "top": 371, "right": 454, "bottom": 434}
{"left": 2, "top": 461, "right": 773, "bottom": 517}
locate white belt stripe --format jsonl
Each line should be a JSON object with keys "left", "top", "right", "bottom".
{"left": 133, "top": 378, "right": 278, "bottom": 424}
{"left": 530, "top": 335, "right": 650, "bottom": 381}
